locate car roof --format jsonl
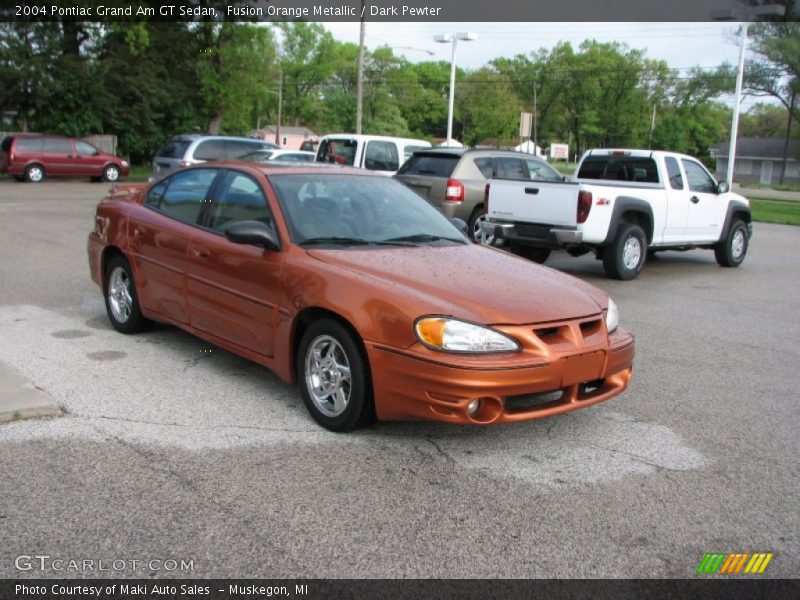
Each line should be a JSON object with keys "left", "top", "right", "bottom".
{"left": 409, "top": 147, "right": 548, "bottom": 160}
{"left": 320, "top": 133, "right": 431, "bottom": 145}
{"left": 193, "top": 161, "right": 369, "bottom": 177}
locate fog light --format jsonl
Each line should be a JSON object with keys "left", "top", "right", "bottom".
{"left": 467, "top": 399, "right": 481, "bottom": 415}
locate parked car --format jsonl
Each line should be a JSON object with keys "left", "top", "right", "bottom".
{"left": 315, "top": 134, "right": 431, "bottom": 175}
{"left": 88, "top": 163, "right": 634, "bottom": 432}
{"left": 0, "top": 135, "right": 130, "bottom": 183}
{"left": 151, "top": 135, "right": 278, "bottom": 179}
{"left": 238, "top": 149, "right": 316, "bottom": 163}
{"left": 482, "top": 149, "right": 753, "bottom": 279}
{"left": 395, "top": 148, "right": 564, "bottom": 242}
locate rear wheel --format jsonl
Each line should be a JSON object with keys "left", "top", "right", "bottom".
{"left": 25, "top": 164, "right": 45, "bottom": 183}
{"left": 714, "top": 218, "right": 748, "bottom": 267}
{"left": 297, "top": 319, "right": 374, "bottom": 432}
{"left": 104, "top": 256, "right": 150, "bottom": 334}
{"left": 603, "top": 222, "right": 646, "bottom": 280}
{"left": 468, "top": 207, "right": 489, "bottom": 244}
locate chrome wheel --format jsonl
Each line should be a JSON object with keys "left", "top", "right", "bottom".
{"left": 622, "top": 236, "right": 642, "bottom": 271}
{"left": 731, "top": 228, "right": 745, "bottom": 260}
{"left": 107, "top": 266, "right": 133, "bottom": 323}
{"left": 104, "top": 166, "right": 120, "bottom": 182}
{"left": 26, "top": 166, "right": 44, "bottom": 182}
{"left": 305, "top": 335, "right": 352, "bottom": 418}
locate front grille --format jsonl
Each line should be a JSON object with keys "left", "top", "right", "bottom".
{"left": 505, "top": 390, "right": 564, "bottom": 413}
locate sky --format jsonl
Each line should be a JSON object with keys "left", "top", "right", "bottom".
{"left": 323, "top": 21, "right": 772, "bottom": 109}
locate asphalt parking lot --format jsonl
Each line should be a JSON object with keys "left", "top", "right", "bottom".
{"left": 0, "top": 179, "right": 797, "bottom": 578}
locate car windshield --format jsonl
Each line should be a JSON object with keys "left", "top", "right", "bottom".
{"left": 269, "top": 174, "right": 468, "bottom": 247}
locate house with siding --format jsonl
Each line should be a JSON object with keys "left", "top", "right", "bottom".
{"left": 711, "top": 137, "right": 800, "bottom": 185}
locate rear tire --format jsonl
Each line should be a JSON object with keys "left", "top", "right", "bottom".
{"left": 714, "top": 218, "right": 748, "bottom": 267}
{"left": 25, "top": 164, "right": 45, "bottom": 183}
{"left": 297, "top": 319, "right": 375, "bottom": 432}
{"left": 468, "top": 207, "right": 488, "bottom": 244}
{"left": 603, "top": 222, "right": 646, "bottom": 280}
{"left": 510, "top": 243, "right": 551, "bottom": 264}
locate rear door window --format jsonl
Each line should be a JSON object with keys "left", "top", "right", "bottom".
{"left": 317, "top": 139, "right": 357, "bottom": 166}
{"left": 525, "top": 159, "right": 563, "bottom": 182}
{"left": 397, "top": 154, "right": 459, "bottom": 178}
{"left": 225, "top": 140, "right": 265, "bottom": 160}
{"left": 193, "top": 140, "right": 227, "bottom": 161}
{"left": 473, "top": 157, "right": 495, "bottom": 178}
{"left": 43, "top": 138, "right": 72, "bottom": 154}
{"left": 157, "top": 169, "right": 220, "bottom": 224}
{"left": 664, "top": 156, "right": 684, "bottom": 190}
{"left": 364, "top": 141, "right": 399, "bottom": 171}
{"left": 495, "top": 157, "right": 526, "bottom": 180}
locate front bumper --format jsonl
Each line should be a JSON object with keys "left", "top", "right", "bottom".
{"left": 482, "top": 221, "right": 582, "bottom": 248}
{"left": 367, "top": 326, "right": 634, "bottom": 424}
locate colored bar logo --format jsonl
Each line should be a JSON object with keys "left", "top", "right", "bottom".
{"left": 696, "top": 552, "right": 773, "bottom": 574}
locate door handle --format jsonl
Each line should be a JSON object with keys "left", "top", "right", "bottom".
{"left": 690, "top": 196, "right": 700, "bottom": 204}
{"left": 133, "top": 227, "right": 145, "bottom": 239}
{"left": 191, "top": 247, "right": 210, "bottom": 259}
{"left": 524, "top": 187, "right": 540, "bottom": 195}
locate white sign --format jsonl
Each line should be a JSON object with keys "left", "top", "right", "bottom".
{"left": 550, "top": 143, "right": 569, "bottom": 160}
{"left": 519, "top": 112, "right": 532, "bottom": 138}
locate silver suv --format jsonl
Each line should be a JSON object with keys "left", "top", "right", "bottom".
{"left": 151, "top": 135, "right": 278, "bottom": 179}
{"left": 395, "top": 148, "right": 563, "bottom": 241}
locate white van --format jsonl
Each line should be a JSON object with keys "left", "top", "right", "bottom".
{"left": 315, "top": 134, "right": 431, "bottom": 176}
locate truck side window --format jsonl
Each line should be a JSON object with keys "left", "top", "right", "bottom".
{"left": 664, "top": 157, "right": 684, "bottom": 190}
{"left": 681, "top": 159, "right": 716, "bottom": 194}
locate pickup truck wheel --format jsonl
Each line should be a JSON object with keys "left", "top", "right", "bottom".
{"left": 714, "top": 218, "right": 748, "bottom": 267}
{"left": 297, "top": 319, "right": 375, "bottom": 432}
{"left": 603, "top": 222, "right": 646, "bottom": 280}
{"left": 104, "top": 256, "right": 150, "bottom": 334}
{"left": 510, "top": 243, "right": 551, "bottom": 264}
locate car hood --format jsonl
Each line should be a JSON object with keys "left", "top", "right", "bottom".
{"left": 307, "top": 244, "right": 605, "bottom": 325}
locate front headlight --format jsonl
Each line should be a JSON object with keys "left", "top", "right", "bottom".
{"left": 605, "top": 298, "right": 619, "bottom": 333}
{"left": 414, "top": 317, "right": 520, "bottom": 353}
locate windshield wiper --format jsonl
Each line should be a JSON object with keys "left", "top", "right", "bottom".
{"left": 382, "top": 233, "right": 467, "bottom": 245}
{"left": 300, "top": 236, "right": 414, "bottom": 247}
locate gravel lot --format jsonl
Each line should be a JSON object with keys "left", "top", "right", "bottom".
{"left": 0, "top": 179, "right": 797, "bottom": 578}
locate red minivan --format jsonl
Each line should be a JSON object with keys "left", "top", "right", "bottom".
{"left": 0, "top": 135, "right": 130, "bottom": 183}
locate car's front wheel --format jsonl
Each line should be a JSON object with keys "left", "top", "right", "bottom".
{"left": 603, "top": 222, "right": 646, "bottom": 280}
{"left": 714, "top": 218, "right": 749, "bottom": 267}
{"left": 297, "top": 319, "right": 374, "bottom": 432}
{"left": 104, "top": 256, "right": 150, "bottom": 334}
{"left": 103, "top": 165, "right": 121, "bottom": 182}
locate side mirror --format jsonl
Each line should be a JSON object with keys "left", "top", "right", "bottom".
{"left": 450, "top": 217, "right": 468, "bottom": 235}
{"left": 225, "top": 220, "right": 280, "bottom": 251}
{"left": 717, "top": 181, "right": 730, "bottom": 194}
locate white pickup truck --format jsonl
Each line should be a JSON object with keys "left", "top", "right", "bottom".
{"left": 481, "top": 149, "right": 753, "bottom": 280}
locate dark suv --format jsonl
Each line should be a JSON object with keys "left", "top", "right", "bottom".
{"left": 0, "top": 135, "right": 129, "bottom": 183}
{"left": 395, "top": 148, "right": 563, "bottom": 241}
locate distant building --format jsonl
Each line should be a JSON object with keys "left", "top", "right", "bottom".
{"left": 250, "top": 125, "right": 317, "bottom": 150}
{"left": 711, "top": 137, "right": 800, "bottom": 185}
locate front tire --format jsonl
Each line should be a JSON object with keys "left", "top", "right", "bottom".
{"left": 603, "top": 222, "right": 646, "bottom": 280}
{"left": 297, "top": 319, "right": 374, "bottom": 432}
{"left": 25, "top": 164, "right": 45, "bottom": 183}
{"left": 104, "top": 256, "right": 150, "bottom": 334}
{"left": 103, "top": 165, "right": 121, "bottom": 182}
{"left": 715, "top": 218, "right": 749, "bottom": 267}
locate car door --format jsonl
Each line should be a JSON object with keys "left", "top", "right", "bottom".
{"left": 661, "top": 156, "right": 690, "bottom": 243}
{"left": 41, "top": 138, "right": 74, "bottom": 176}
{"left": 681, "top": 158, "right": 724, "bottom": 242}
{"left": 130, "top": 168, "right": 221, "bottom": 324}
{"left": 74, "top": 140, "right": 105, "bottom": 177}
{"left": 185, "top": 170, "right": 283, "bottom": 357}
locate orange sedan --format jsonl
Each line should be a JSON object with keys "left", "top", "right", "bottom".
{"left": 88, "top": 164, "right": 634, "bottom": 431}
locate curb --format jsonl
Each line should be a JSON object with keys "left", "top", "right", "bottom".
{"left": 0, "top": 360, "right": 62, "bottom": 423}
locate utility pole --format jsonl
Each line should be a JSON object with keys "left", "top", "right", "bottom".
{"left": 533, "top": 82, "right": 538, "bottom": 156}
{"left": 275, "top": 71, "right": 283, "bottom": 147}
{"left": 356, "top": 2, "right": 365, "bottom": 135}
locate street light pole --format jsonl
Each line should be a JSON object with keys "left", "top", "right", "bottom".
{"left": 356, "top": 3, "right": 365, "bottom": 135}
{"left": 434, "top": 32, "right": 478, "bottom": 147}
{"left": 727, "top": 22, "right": 748, "bottom": 187}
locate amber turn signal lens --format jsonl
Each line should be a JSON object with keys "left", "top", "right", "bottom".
{"left": 416, "top": 318, "right": 446, "bottom": 347}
